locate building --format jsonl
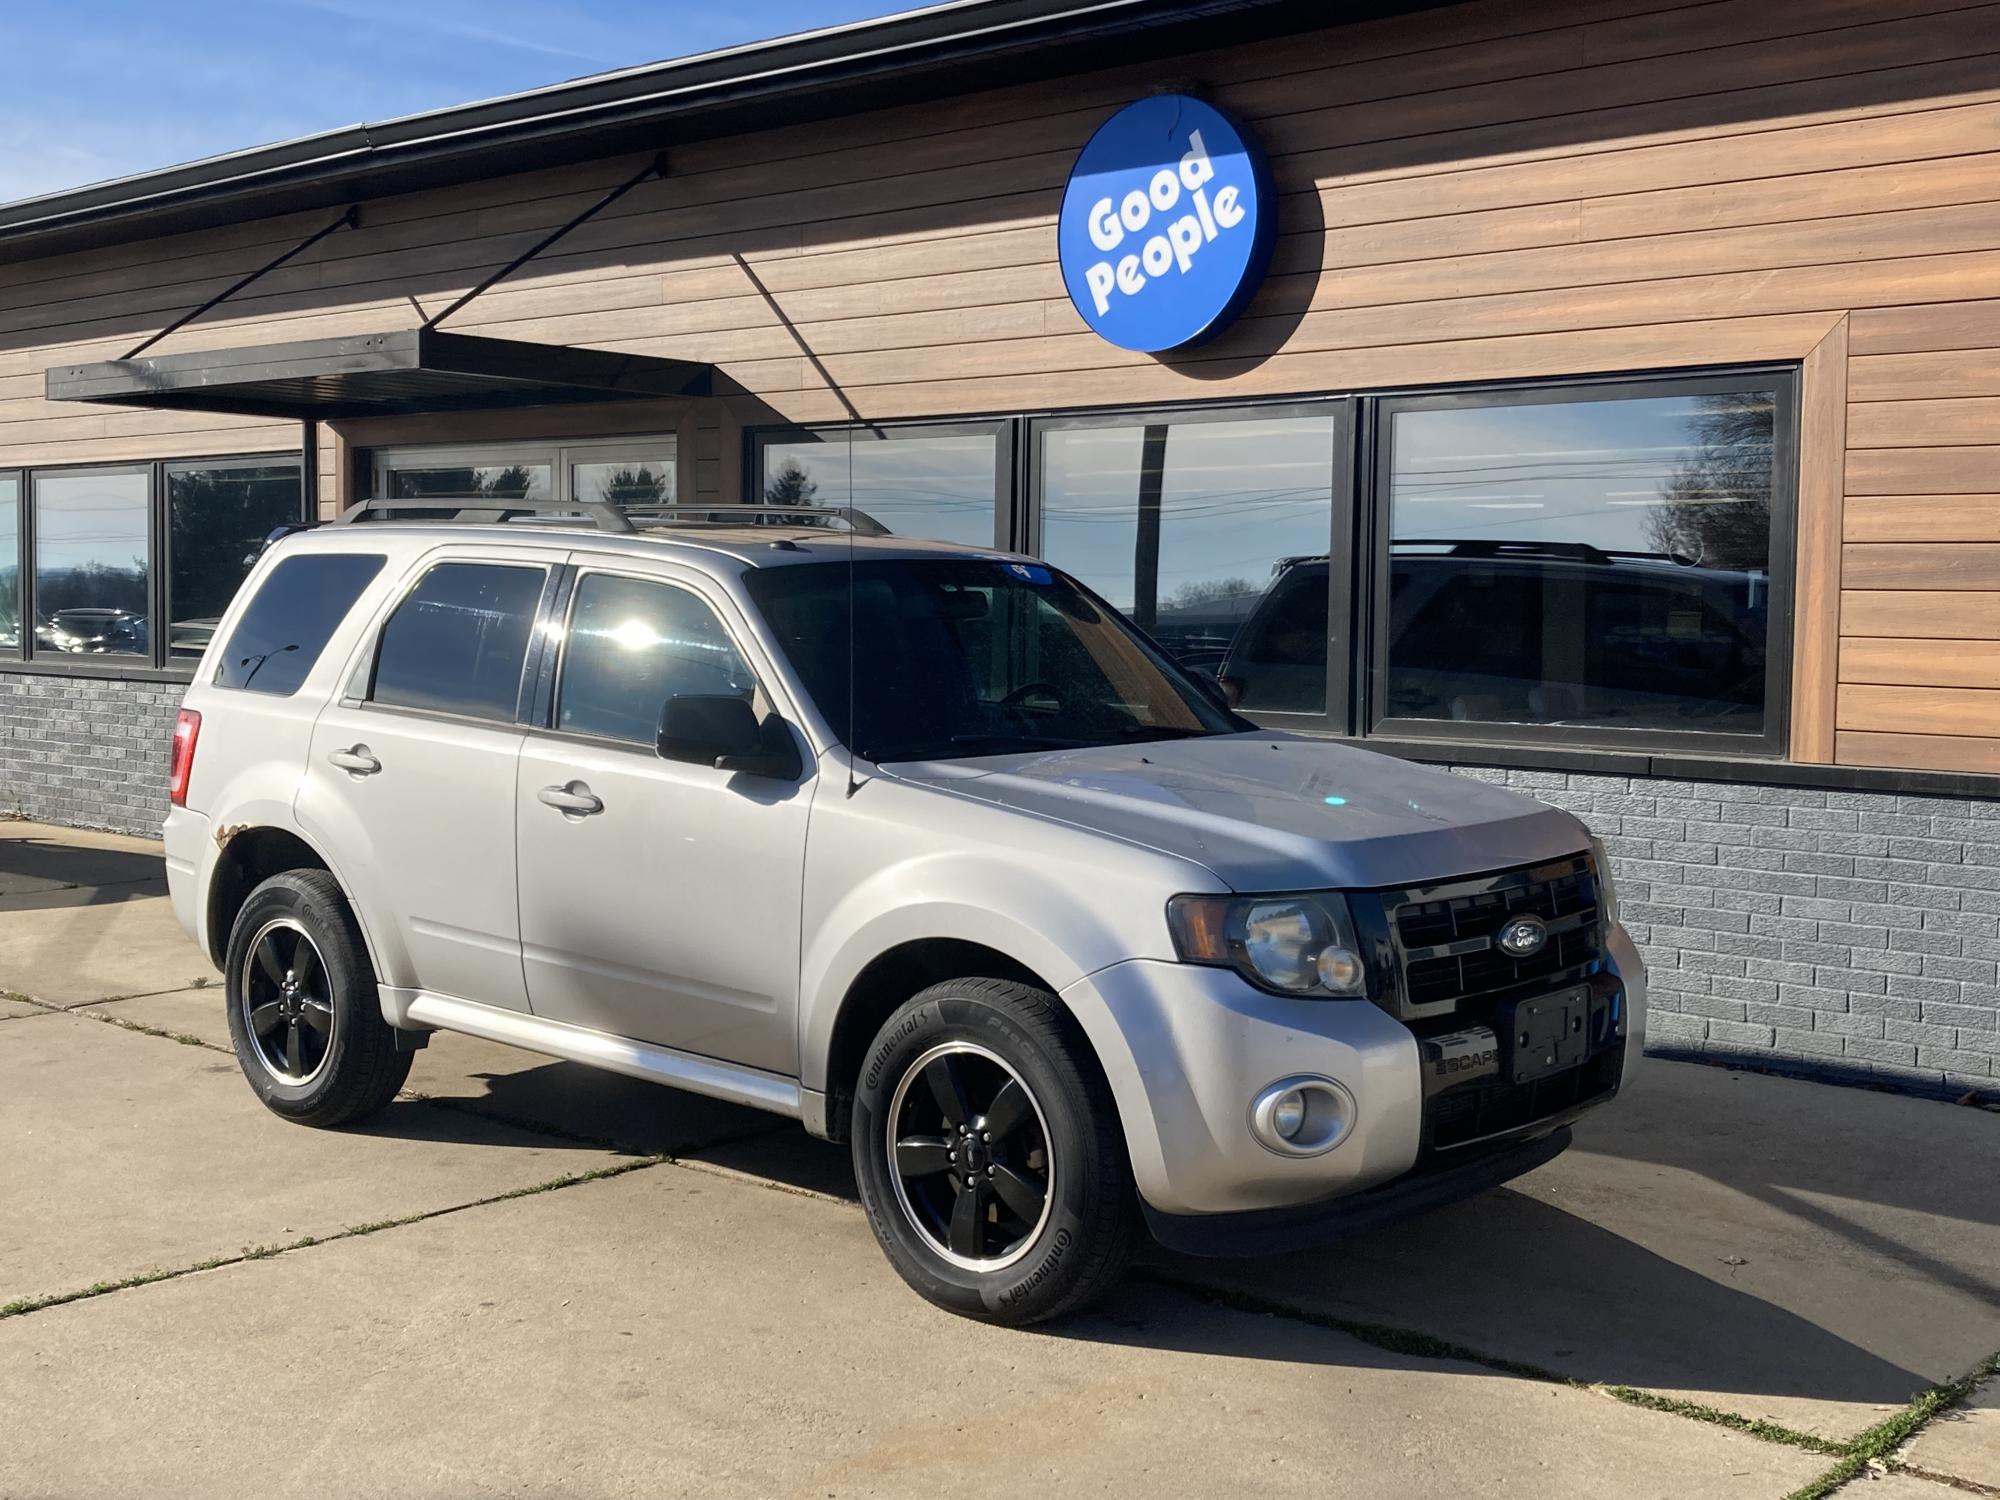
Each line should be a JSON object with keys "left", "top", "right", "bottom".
{"left": 1, "top": 0, "right": 1997, "bottom": 1096}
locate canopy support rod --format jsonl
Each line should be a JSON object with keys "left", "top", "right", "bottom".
{"left": 423, "top": 152, "right": 668, "bottom": 332}
{"left": 122, "top": 206, "right": 359, "bottom": 360}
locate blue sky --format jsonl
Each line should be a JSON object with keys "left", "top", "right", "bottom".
{"left": 0, "top": 0, "right": 916, "bottom": 203}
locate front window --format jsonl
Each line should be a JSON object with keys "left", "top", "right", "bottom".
{"left": 744, "top": 559, "right": 1237, "bottom": 762}
{"left": 1377, "top": 382, "right": 1784, "bottom": 742}
{"left": 754, "top": 424, "right": 1004, "bottom": 547}
{"left": 373, "top": 436, "right": 675, "bottom": 514}
{"left": 167, "top": 460, "right": 303, "bottom": 659}
{"left": 0, "top": 476, "right": 18, "bottom": 655}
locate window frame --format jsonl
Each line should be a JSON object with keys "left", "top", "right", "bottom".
{"left": 1360, "top": 367, "right": 1800, "bottom": 759}
{"left": 0, "top": 469, "right": 20, "bottom": 660}
{"left": 532, "top": 563, "right": 769, "bottom": 756}
{"left": 2, "top": 451, "right": 306, "bottom": 679}
{"left": 360, "top": 556, "right": 555, "bottom": 729}
{"left": 1025, "top": 397, "right": 1356, "bottom": 738}
{"left": 748, "top": 418, "right": 1017, "bottom": 549}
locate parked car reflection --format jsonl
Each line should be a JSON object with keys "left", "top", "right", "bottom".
{"left": 38, "top": 608, "right": 150, "bottom": 655}
{"left": 1215, "top": 541, "right": 1767, "bottom": 731}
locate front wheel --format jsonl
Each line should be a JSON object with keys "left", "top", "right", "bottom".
{"left": 851, "top": 978, "right": 1138, "bottom": 1324}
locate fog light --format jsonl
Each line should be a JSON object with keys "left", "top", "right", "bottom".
{"left": 1248, "top": 1076, "right": 1355, "bottom": 1157}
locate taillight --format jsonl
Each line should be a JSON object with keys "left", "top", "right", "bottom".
{"left": 168, "top": 709, "right": 201, "bottom": 808}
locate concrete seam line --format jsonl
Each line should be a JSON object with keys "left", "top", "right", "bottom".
{"left": 1892, "top": 1460, "right": 2000, "bottom": 1499}
{"left": 663, "top": 1152, "right": 857, "bottom": 1208}
{"left": 1599, "top": 1386, "right": 1842, "bottom": 1455}
{"left": 1780, "top": 1351, "right": 2000, "bottom": 1500}
{"left": 0, "top": 1155, "right": 671, "bottom": 1323}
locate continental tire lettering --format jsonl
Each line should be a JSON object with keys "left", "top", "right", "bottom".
{"left": 997, "top": 1226, "right": 1074, "bottom": 1306}
{"left": 864, "top": 1008, "right": 928, "bottom": 1092}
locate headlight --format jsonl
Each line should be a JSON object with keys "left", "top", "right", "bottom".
{"left": 1166, "top": 891, "right": 1367, "bottom": 998}
{"left": 1588, "top": 835, "right": 1620, "bottom": 927}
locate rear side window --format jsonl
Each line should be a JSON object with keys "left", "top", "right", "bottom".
{"left": 213, "top": 552, "right": 385, "bottom": 696}
{"left": 370, "top": 561, "right": 544, "bottom": 723}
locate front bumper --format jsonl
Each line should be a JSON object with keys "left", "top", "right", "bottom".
{"left": 1058, "top": 922, "right": 1646, "bottom": 1224}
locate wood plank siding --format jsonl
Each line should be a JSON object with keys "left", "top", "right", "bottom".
{"left": 2, "top": 0, "right": 1998, "bottom": 771}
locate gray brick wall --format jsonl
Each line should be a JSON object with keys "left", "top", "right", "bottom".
{"left": 0, "top": 673, "right": 181, "bottom": 834}
{"left": 1447, "top": 765, "right": 2000, "bottom": 1101}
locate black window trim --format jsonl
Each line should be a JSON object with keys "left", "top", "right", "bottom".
{"left": 4, "top": 449, "right": 307, "bottom": 678}
{"left": 746, "top": 417, "right": 1019, "bottom": 550}
{"left": 529, "top": 560, "right": 771, "bottom": 756}
{"left": 1362, "top": 366, "right": 1800, "bottom": 760}
{"left": 358, "top": 555, "right": 553, "bottom": 731}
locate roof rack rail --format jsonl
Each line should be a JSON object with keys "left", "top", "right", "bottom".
{"left": 332, "top": 496, "right": 636, "bottom": 533}
{"left": 329, "top": 498, "right": 890, "bottom": 538}
{"left": 619, "top": 503, "right": 890, "bottom": 537}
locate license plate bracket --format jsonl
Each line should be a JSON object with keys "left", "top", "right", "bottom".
{"left": 1504, "top": 988, "right": 1589, "bottom": 1083}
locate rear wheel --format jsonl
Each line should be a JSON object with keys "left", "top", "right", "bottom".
{"left": 851, "top": 978, "right": 1138, "bottom": 1324}
{"left": 223, "top": 870, "right": 410, "bottom": 1127}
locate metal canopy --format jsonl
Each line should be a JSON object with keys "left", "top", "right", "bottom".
{"left": 45, "top": 328, "right": 713, "bottom": 420}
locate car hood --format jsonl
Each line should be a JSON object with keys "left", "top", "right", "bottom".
{"left": 884, "top": 733, "right": 1587, "bottom": 891}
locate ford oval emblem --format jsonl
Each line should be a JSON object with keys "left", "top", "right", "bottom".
{"left": 1497, "top": 914, "right": 1549, "bottom": 958}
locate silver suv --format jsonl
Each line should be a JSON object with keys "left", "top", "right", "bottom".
{"left": 164, "top": 501, "right": 1644, "bottom": 1323}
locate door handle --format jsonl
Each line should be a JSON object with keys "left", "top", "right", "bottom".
{"left": 537, "top": 782, "right": 603, "bottom": 816}
{"left": 328, "top": 746, "right": 381, "bottom": 775}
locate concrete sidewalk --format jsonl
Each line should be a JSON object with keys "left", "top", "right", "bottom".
{"left": 3, "top": 819, "right": 1995, "bottom": 1498}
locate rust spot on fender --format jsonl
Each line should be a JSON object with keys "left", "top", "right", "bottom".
{"left": 213, "top": 822, "right": 250, "bottom": 850}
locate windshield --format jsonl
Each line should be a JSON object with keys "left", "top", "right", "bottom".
{"left": 743, "top": 558, "right": 1241, "bottom": 761}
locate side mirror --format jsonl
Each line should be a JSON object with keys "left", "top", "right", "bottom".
{"left": 657, "top": 694, "right": 801, "bottom": 779}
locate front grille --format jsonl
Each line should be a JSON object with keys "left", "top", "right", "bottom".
{"left": 1382, "top": 854, "right": 1602, "bottom": 1018}
{"left": 1425, "top": 1043, "right": 1623, "bottom": 1153}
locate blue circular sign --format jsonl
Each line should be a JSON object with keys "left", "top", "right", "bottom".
{"left": 1058, "top": 95, "right": 1276, "bottom": 354}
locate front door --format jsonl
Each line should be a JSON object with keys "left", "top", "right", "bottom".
{"left": 514, "top": 564, "right": 812, "bottom": 1073}
{"left": 298, "top": 549, "right": 560, "bottom": 1012}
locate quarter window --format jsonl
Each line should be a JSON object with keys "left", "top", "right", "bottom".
{"left": 214, "top": 552, "right": 385, "bottom": 696}
{"left": 556, "top": 573, "right": 754, "bottom": 746}
{"left": 370, "top": 562, "right": 545, "bottom": 722}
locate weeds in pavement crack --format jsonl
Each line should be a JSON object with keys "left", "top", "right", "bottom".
{"left": 1781, "top": 1352, "right": 2000, "bottom": 1500}
{"left": 0, "top": 1156, "right": 667, "bottom": 1322}
{"left": 1603, "top": 1388, "right": 1837, "bottom": 1454}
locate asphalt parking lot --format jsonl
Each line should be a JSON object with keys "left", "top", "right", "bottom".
{"left": 2, "top": 818, "right": 1995, "bottom": 1499}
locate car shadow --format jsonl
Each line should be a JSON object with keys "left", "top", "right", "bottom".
{"left": 0, "top": 832, "right": 167, "bottom": 910}
{"left": 379, "top": 1052, "right": 1963, "bottom": 1417}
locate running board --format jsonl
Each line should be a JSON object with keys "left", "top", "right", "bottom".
{"left": 383, "top": 988, "right": 802, "bottom": 1119}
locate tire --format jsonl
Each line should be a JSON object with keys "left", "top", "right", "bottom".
{"left": 222, "top": 870, "right": 411, "bottom": 1128}
{"left": 851, "top": 978, "right": 1139, "bottom": 1325}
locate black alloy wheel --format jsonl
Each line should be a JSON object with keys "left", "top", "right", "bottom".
{"left": 888, "top": 1041, "right": 1054, "bottom": 1269}
{"left": 239, "top": 916, "right": 335, "bottom": 1084}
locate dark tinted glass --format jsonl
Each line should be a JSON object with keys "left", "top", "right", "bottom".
{"left": 1385, "top": 390, "right": 1776, "bottom": 734}
{"left": 214, "top": 552, "right": 385, "bottom": 695}
{"left": 745, "top": 559, "right": 1235, "bottom": 762}
{"left": 1039, "top": 413, "right": 1335, "bottom": 713}
{"left": 558, "top": 574, "right": 754, "bottom": 745}
{"left": 371, "top": 562, "right": 544, "bottom": 722}
{"left": 0, "top": 476, "right": 18, "bottom": 655}
{"left": 33, "top": 470, "right": 149, "bottom": 659}
{"left": 168, "top": 462, "right": 302, "bottom": 659}
{"left": 759, "top": 428, "right": 998, "bottom": 546}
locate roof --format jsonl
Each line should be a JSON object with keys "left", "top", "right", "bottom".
{"left": 0, "top": 0, "right": 1421, "bottom": 263}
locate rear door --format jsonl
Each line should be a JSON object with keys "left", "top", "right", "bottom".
{"left": 298, "top": 545, "right": 566, "bottom": 1011}
{"left": 513, "top": 559, "right": 812, "bottom": 1072}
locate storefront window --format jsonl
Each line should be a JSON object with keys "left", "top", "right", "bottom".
{"left": 756, "top": 424, "right": 1002, "bottom": 547}
{"left": 33, "top": 468, "right": 150, "bottom": 658}
{"left": 167, "top": 461, "right": 303, "bottom": 659}
{"left": 1378, "top": 385, "right": 1781, "bottom": 739}
{"left": 0, "top": 476, "right": 18, "bottom": 656}
{"left": 573, "top": 454, "right": 674, "bottom": 508}
{"left": 385, "top": 460, "right": 553, "bottom": 502}
{"left": 1038, "top": 410, "right": 1337, "bottom": 713}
